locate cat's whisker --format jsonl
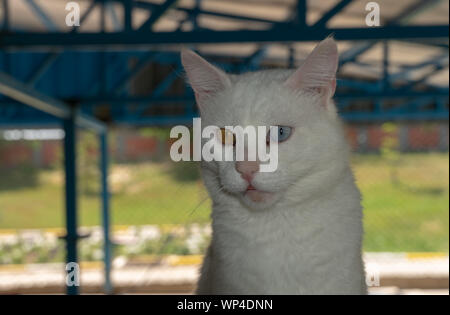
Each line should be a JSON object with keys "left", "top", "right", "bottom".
{"left": 181, "top": 39, "right": 365, "bottom": 294}
{"left": 187, "top": 195, "right": 210, "bottom": 217}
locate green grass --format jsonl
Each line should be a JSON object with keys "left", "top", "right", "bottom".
{"left": 353, "top": 153, "right": 449, "bottom": 252}
{"left": 0, "top": 153, "right": 448, "bottom": 252}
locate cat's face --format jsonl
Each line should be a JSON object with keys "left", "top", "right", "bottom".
{"left": 182, "top": 38, "right": 346, "bottom": 211}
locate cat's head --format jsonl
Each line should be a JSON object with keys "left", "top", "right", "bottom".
{"left": 181, "top": 38, "right": 349, "bottom": 211}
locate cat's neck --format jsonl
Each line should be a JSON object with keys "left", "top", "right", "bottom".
{"left": 211, "top": 166, "right": 360, "bottom": 236}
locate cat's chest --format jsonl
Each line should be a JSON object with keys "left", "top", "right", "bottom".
{"left": 215, "top": 220, "right": 328, "bottom": 262}
{"left": 213, "top": 205, "right": 334, "bottom": 254}
{"left": 211, "top": 225, "right": 336, "bottom": 294}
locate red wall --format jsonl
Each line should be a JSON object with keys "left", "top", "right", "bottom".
{"left": 1, "top": 124, "right": 448, "bottom": 168}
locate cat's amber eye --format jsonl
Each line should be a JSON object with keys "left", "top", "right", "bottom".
{"left": 217, "top": 128, "right": 236, "bottom": 146}
{"left": 267, "top": 126, "right": 293, "bottom": 143}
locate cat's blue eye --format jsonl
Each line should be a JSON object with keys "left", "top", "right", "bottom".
{"left": 267, "top": 126, "right": 292, "bottom": 143}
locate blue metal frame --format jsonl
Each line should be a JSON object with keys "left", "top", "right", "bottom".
{"left": 0, "top": 25, "right": 448, "bottom": 47}
{"left": 0, "top": 50, "right": 448, "bottom": 124}
{"left": 0, "top": 70, "right": 109, "bottom": 295}
{"left": 312, "top": 0, "right": 353, "bottom": 28}
{"left": 100, "top": 132, "right": 112, "bottom": 294}
{"left": 63, "top": 111, "right": 78, "bottom": 295}
{"left": 138, "top": 0, "right": 179, "bottom": 31}
{"left": 0, "top": 0, "right": 448, "bottom": 295}
{"left": 23, "top": 0, "right": 59, "bottom": 31}
{"left": 0, "top": 72, "right": 106, "bottom": 132}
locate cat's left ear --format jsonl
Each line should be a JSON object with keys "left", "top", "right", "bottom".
{"left": 284, "top": 37, "right": 338, "bottom": 100}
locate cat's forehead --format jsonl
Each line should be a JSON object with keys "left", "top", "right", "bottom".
{"left": 231, "top": 69, "right": 295, "bottom": 87}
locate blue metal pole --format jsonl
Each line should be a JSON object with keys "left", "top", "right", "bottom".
{"left": 27, "top": 51, "right": 61, "bottom": 86}
{"left": 123, "top": 0, "right": 133, "bottom": 31}
{"left": 24, "top": 0, "right": 58, "bottom": 31}
{"left": 312, "top": 0, "right": 352, "bottom": 28}
{"left": 382, "top": 40, "right": 389, "bottom": 91}
{"left": 63, "top": 110, "right": 79, "bottom": 295}
{"left": 295, "top": 0, "right": 307, "bottom": 27}
{"left": 2, "top": 0, "right": 9, "bottom": 31}
{"left": 106, "top": 1, "right": 121, "bottom": 32}
{"left": 288, "top": 46, "right": 295, "bottom": 68}
{"left": 138, "top": 0, "right": 179, "bottom": 31}
{"left": 191, "top": 0, "right": 200, "bottom": 30}
{"left": 100, "top": 132, "right": 112, "bottom": 294}
{"left": 1, "top": 25, "right": 447, "bottom": 47}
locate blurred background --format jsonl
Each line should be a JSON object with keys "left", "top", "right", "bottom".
{"left": 0, "top": 0, "right": 448, "bottom": 294}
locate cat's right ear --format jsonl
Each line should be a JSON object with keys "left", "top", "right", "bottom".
{"left": 181, "top": 49, "right": 231, "bottom": 107}
{"left": 284, "top": 37, "right": 338, "bottom": 101}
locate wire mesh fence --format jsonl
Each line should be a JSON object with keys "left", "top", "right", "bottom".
{"left": 0, "top": 122, "right": 448, "bottom": 293}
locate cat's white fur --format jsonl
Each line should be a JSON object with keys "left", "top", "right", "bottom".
{"left": 181, "top": 38, "right": 366, "bottom": 295}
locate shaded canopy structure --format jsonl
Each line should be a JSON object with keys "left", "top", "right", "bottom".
{"left": 0, "top": 0, "right": 448, "bottom": 294}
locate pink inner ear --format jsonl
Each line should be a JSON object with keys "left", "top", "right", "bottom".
{"left": 181, "top": 49, "right": 231, "bottom": 102}
{"left": 309, "top": 78, "right": 336, "bottom": 104}
{"left": 331, "top": 78, "right": 336, "bottom": 95}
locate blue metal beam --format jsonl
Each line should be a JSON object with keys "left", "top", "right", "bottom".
{"left": 132, "top": 63, "right": 182, "bottom": 117}
{"left": 2, "top": 0, "right": 9, "bottom": 31}
{"left": 134, "top": 0, "right": 283, "bottom": 26}
{"left": 382, "top": 41, "right": 389, "bottom": 90}
{"left": 26, "top": 50, "right": 61, "bottom": 86}
{"left": 400, "top": 65, "right": 446, "bottom": 91}
{"left": 111, "top": 52, "right": 159, "bottom": 93}
{"left": 67, "top": 88, "right": 449, "bottom": 106}
{"left": 0, "top": 72, "right": 106, "bottom": 132}
{"left": 106, "top": 1, "right": 121, "bottom": 32}
{"left": 138, "top": 0, "right": 179, "bottom": 31}
{"left": 108, "top": 107, "right": 449, "bottom": 125}
{"left": 151, "top": 65, "right": 181, "bottom": 98}
{"left": 24, "top": 0, "right": 58, "bottom": 31}
{"left": 339, "top": 0, "right": 443, "bottom": 66}
{"left": 63, "top": 111, "right": 79, "bottom": 295}
{"left": 25, "top": 2, "right": 98, "bottom": 87}
{"left": 294, "top": 0, "right": 307, "bottom": 27}
{"left": 388, "top": 54, "right": 449, "bottom": 83}
{"left": 334, "top": 89, "right": 449, "bottom": 100}
{"left": 0, "top": 120, "right": 59, "bottom": 128}
{"left": 2, "top": 107, "right": 447, "bottom": 126}
{"left": 0, "top": 72, "right": 66, "bottom": 117}
{"left": 338, "top": 79, "right": 380, "bottom": 92}
{"left": 100, "top": 132, "right": 112, "bottom": 294}
{"left": 239, "top": 47, "right": 268, "bottom": 71}
{"left": 71, "top": 0, "right": 97, "bottom": 33}
{"left": 386, "top": 97, "right": 435, "bottom": 114}
{"left": 312, "top": 0, "right": 353, "bottom": 28}
{"left": 123, "top": 0, "right": 133, "bottom": 31}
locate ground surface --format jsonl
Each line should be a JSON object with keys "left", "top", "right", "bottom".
{"left": 0, "top": 153, "right": 448, "bottom": 252}
{"left": 0, "top": 253, "right": 448, "bottom": 295}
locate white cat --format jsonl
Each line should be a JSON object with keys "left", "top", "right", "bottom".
{"left": 181, "top": 38, "right": 366, "bottom": 295}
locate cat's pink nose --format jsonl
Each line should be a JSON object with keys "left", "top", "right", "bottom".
{"left": 235, "top": 161, "right": 259, "bottom": 183}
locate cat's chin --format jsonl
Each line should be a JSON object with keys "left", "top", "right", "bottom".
{"left": 240, "top": 190, "right": 278, "bottom": 210}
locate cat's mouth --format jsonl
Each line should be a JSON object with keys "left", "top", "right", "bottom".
{"left": 243, "top": 185, "right": 274, "bottom": 203}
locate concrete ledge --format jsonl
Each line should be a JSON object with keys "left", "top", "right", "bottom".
{"left": 380, "top": 276, "right": 449, "bottom": 289}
